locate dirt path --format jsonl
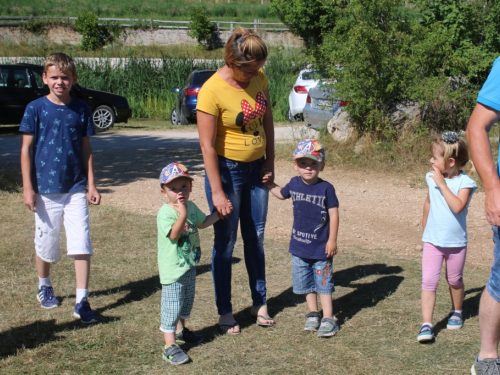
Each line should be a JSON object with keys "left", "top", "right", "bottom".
{"left": 92, "top": 129, "right": 495, "bottom": 273}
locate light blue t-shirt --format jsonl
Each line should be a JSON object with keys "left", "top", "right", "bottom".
{"left": 477, "top": 56, "right": 500, "bottom": 176}
{"left": 422, "top": 172, "right": 477, "bottom": 247}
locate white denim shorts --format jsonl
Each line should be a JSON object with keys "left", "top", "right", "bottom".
{"left": 34, "top": 191, "right": 93, "bottom": 262}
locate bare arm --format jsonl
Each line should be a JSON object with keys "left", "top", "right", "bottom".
{"left": 198, "top": 211, "right": 220, "bottom": 229}
{"left": 168, "top": 203, "right": 188, "bottom": 241}
{"left": 20, "top": 134, "right": 36, "bottom": 211}
{"left": 197, "top": 110, "right": 233, "bottom": 218}
{"left": 466, "top": 103, "right": 500, "bottom": 225}
{"left": 261, "top": 88, "right": 275, "bottom": 185}
{"left": 422, "top": 192, "right": 430, "bottom": 230}
{"left": 429, "top": 165, "right": 472, "bottom": 214}
{"left": 81, "top": 137, "right": 101, "bottom": 205}
{"left": 267, "top": 182, "right": 285, "bottom": 200}
{"left": 326, "top": 206, "right": 339, "bottom": 258}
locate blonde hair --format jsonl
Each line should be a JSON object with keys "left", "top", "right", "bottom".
{"left": 431, "top": 133, "right": 471, "bottom": 170}
{"left": 44, "top": 53, "right": 77, "bottom": 76}
{"left": 224, "top": 27, "right": 268, "bottom": 67}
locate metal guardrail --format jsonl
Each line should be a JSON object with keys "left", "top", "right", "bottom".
{"left": 0, "top": 16, "right": 288, "bottom": 32}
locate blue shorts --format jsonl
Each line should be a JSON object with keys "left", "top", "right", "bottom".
{"left": 487, "top": 226, "right": 500, "bottom": 303}
{"left": 292, "top": 255, "right": 334, "bottom": 295}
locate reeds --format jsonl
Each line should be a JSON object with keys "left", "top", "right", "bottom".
{"left": 76, "top": 54, "right": 300, "bottom": 121}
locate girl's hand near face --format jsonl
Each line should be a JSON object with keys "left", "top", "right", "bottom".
{"left": 429, "top": 164, "right": 446, "bottom": 188}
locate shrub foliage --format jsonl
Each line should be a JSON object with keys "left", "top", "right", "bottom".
{"left": 271, "top": 0, "right": 500, "bottom": 136}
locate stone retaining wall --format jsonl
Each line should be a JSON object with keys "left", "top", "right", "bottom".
{"left": 0, "top": 26, "right": 304, "bottom": 47}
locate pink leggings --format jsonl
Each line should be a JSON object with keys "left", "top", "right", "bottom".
{"left": 421, "top": 242, "right": 467, "bottom": 291}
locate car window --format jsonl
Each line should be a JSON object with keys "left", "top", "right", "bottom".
{"left": 301, "top": 71, "right": 325, "bottom": 81}
{"left": 0, "top": 68, "right": 6, "bottom": 87}
{"left": 32, "top": 68, "right": 45, "bottom": 89}
{"left": 192, "top": 71, "right": 215, "bottom": 86}
{"left": 0, "top": 67, "right": 31, "bottom": 88}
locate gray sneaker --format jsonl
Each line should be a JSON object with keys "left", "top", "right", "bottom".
{"left": 471, "top": 358, "right": 500, "bottom": 375}
{"left": 304, "top": 312, "right": 322, "bottom": 331}
{"left": 317, "top": 318, "right": 339, "bottom": 337}
{"left": 163, "top": 345, "right": 190, "bottom": 365}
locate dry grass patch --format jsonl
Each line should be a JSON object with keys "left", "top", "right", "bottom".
{"left": 0, "top": 186, "right": 487, "bottom": 374}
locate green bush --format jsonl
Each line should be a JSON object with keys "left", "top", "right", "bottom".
{"left": 74, "top": 11, "right": 116, "bottom": 51}
{"left": 273, "top": 0, "right": 500, "bottom": 136}
{"left": 187, "top": 5, "right": 221, "bottom": 50}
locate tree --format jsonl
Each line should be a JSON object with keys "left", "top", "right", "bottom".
{"left": 187, "top": 5, "right": 221, "bottom": 50}
{"left": 269, "top": 0, "right": 338, "bottom": 49}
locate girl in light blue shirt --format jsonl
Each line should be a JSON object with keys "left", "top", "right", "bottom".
{"left": 418, "top": 132, "right": 477, "bottom": 343}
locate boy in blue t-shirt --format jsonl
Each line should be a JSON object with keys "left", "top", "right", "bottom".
{"left": 20, "top": 53, "right": 101, "bottom": 324}
{"left": 267, "top": 139, "right": 340, "bottom": 337}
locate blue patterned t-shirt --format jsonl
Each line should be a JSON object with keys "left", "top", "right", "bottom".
{"left": 19, "top": 96, "right": 95, "bottom": 194}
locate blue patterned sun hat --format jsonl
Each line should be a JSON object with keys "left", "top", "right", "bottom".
{"left": 293, "top": 139, "right": 325, "bottom": 162}
{"left": 159, "top": 162, "right": 193, "bottom": 186}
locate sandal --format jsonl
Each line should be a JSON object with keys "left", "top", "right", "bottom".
{"left": 250, "top": 306, "right": 275, "bottom": 327}
{"left": 219, "top": 322, "right": 241, "bottom": 335}
{"left": 255, "top": 315, "right": 275, "bottom": 327}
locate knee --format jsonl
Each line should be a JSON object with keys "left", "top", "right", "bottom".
{"left": 447, "top": 275, "right": 464, "bottom": 289}
{"left": 422, "top": 278, "right": 438, "bottom": 291}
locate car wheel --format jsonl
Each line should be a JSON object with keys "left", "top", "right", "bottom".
{"left": 92, "top": 105, "right": 115, "bottom": 132}
{"left": 171, "top": 108, "right": 180, "bottom": 125}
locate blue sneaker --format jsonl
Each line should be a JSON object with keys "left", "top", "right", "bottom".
{"left": 163, "top": 344, "right": 190, "bottom": 365}
{"left": 37, "top": 285, "right": 59, "bottom": 309}
{"left": 447, "top": 312, "right": 463, "bottom": 330}
{"left": 74, "top": 297, "right": 99, "bottom": 324}
{"left": 417, "top": 324, "right": 434, "bottom": 342}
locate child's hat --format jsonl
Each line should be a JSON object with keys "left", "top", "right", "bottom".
{"left": 293, "top": 139, "right": 325, "bottom": 162}
{"left": 159, "top": 162, "right": 193, "bottom": 186}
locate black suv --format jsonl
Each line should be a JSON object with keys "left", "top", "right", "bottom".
{"left": 0, "top": 63, "right": 132, "bottom": 131}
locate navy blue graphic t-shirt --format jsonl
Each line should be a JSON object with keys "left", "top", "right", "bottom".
{"left": 19, "top": 96, "right": 94, "bottom": 194}
{"left": 281, "top": 176, "right": 339, "bottom": 260}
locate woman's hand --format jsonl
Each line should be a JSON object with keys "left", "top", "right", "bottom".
{"left": 261, "top": 158, "right": 275, "bottom": 185}
{"left": 212, "top": 190, "right": 233, "bottom": 218}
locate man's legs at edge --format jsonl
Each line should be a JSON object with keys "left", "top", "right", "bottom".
{"left": 479, "top": 289, "right": 500, "bottom": 360}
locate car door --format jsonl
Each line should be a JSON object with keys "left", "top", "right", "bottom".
{"left": 0, "top": 66, "right": 43, "bottom": 125}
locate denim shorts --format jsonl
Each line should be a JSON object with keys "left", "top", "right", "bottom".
{"left": 487, "top": 226, "right": 500, "bottom": 303}
{"left": 292, "top": 255, "right": 334, "bottom": 295}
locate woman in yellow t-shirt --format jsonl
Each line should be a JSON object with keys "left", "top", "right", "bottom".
{"left": 197, "top": 27, "right": 275, "bottom": 335}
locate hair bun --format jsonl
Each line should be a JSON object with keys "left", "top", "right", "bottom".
{"left": 442, "top": 131, "right": 459, "bottom": 144}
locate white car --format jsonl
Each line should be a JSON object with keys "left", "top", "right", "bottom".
{"left": 287, "top": 69, "right": 323, "bottom": 122}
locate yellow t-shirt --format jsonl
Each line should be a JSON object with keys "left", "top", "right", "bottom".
{"left": 196, "top": 69, "right": 269, "bottom": 162}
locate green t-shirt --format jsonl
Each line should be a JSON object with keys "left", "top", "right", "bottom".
{"left": 157, "top": 201, "right": 206, "bottom": 284}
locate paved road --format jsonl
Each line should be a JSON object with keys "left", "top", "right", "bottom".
{"left": 0, "top": 126, "right": 317, "bottom": 165}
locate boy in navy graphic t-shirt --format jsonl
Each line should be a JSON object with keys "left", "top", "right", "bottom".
{"left": 268, "top": 139, "right": 340, "bottom": 337}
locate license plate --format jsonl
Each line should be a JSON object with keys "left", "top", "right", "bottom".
{"left": 315, "top": 99, "right": 331, "bottom": 107}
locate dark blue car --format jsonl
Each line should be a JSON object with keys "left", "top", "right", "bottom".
{"left": 171, "top": 70, "right": 216, "bottom": 125}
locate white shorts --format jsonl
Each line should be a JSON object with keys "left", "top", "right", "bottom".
{"left": 34, "top": 191, "right": 93, "bottom": 262}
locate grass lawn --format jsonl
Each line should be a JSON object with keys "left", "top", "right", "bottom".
{"left": 0, "top": 162, "right": 486, "bottom": 374}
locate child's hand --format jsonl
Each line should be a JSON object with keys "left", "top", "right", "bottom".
{"left": 261, "top": 169, "right": 274, "bottom": 185}
{"left": 171, "top": 202, "right": 188, "bottom": 216}
{"left": 23, "top": 188, "right": 37, "bottom": 212}
{"left": 326, "top": 240, "right": 338, "bottom": 258}
{"left": 429, "top": 165, "right": 446, "bottom": 188}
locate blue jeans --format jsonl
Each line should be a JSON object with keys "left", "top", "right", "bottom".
{"left": 487, "top": 226, "right": 500, "bottom": 302}
{"left": 292, "top": 255, "right": 335, "bottom": 295}
{"left": 205, "top": 156, "right": 269, "bottom": 315}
